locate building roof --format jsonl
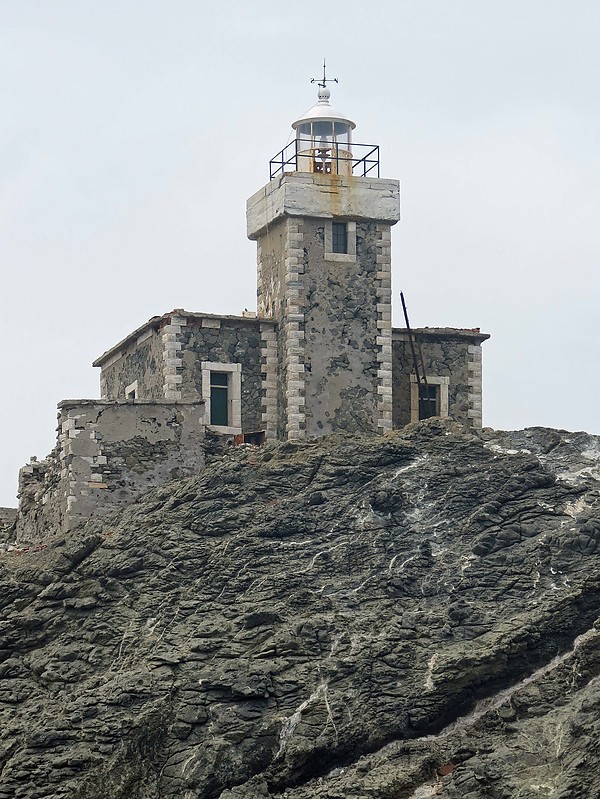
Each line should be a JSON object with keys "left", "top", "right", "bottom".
{"left": 392, "top": 327, "right": 490, "bottom": 344}
{"left": 291, "top": 86, "right": 356, "bottom": 131}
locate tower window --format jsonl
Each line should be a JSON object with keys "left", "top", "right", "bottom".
{"left": 324, "top": 221, "right": 356, "bottom": 262}
{"left": 332, "top": 222, "right": 348, "bottom": 254}
{"left": 210, "top": 372, "right": 229, "bottom": 426}
{"left": 418, "top": 384, "right": 439, "bottom": 420}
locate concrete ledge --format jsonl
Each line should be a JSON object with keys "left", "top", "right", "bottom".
{"left": 247, "top": 173, "right": 401, "bottom": 240}
{"left": 58, "top": 399, "right": 205, "bottom": 409}
{"left": 393, "top": 327, "right": 491, "bottom": 345}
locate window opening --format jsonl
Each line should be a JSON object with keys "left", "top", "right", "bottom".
{"left": 210, "top": 372, "right": 229, "bottom": 426}
{"left": 125, "top": 380, "right": 138, "bottom": 401}
{"left": 418, "top": 384, "right": 439, "bottom": 420}
{"left": 233, "top": 430, "right": 266, "bottom": 447}
{"left": 244, "top": 430, "right": 266, "bottom": 446}
{"left": 332, "top": 222, "right": 348, "bottom": 254}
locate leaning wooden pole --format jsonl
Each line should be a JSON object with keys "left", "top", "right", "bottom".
{"left": 400, "top": 291, "right": 424, "bottom": 386}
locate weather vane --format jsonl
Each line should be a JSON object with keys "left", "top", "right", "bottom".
{"left": 311, "top": 59, "right": 338, "bottom": 89}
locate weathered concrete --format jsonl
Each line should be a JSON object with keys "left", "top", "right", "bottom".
{"left": 247, "top": 173, "right": 401, "bottom": 240}
{"left": 15, "top": 401, "right": 205, "bottom": 542}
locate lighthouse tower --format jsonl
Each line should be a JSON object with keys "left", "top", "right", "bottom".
{"left": 246, "top": 79, "right": 401, "bottom": 441}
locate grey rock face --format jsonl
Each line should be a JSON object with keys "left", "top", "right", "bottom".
{"left": 0, "top": 507, "right": 17, "bottom": 543}
{"left": 1, "top": 420, "right": 600, "bottom": 798}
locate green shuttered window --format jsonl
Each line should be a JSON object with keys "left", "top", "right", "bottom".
{"left": 210, "top": 372, "right": 229, "bottom": 426}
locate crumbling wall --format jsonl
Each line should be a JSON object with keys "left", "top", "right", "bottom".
{"left": 15, "top": 449, "right": 64, "bottom": 544}
{"left": 392, "top": 330, "right": 487, "bottom": 428}
{"left": 15, "top": 400, "right": 205, "bottom": 543}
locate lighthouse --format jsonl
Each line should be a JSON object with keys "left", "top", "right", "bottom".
{"left": 247, "top": 75, "right": 401, "bottom": 441}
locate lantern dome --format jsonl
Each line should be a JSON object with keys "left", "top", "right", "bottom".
{"left": 291, "top": 86, "right": 356, "bottom": 132}
{"left": 290, "top": 86, "right": 356, "bottom": 176}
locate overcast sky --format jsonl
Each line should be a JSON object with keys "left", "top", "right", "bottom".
{"left": 2, "top": 0, "right": 599, "bottom": 506}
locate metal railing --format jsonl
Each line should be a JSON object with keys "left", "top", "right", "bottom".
{"left": 269, "top": 138, "right": 380, "bottom": 180}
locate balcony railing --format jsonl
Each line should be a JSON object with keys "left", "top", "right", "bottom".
{"left": 269, "top": 138, "right": 380, "bottom": 180}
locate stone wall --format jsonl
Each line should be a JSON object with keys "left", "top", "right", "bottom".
{"left": 256, "top": 216, "right": 394, "bottom": 439}
{"left": 15, "top": 449, "right": 64, "bottom": 545}
{"left": 178, "top": 317, "right": 267, "bottom": 434}
{"left": 255, "top": 217, "right": 289, "bottom": 439}
{"left": 391, "top": 329, "right": 489, "bottom": 428}
{"left": 15, "top": 400, "right": 205, "bottom": 543}
{"left": 300, "top": 218, "right": 385, "bottom": 437}
{"left": 260, "top": 321, "right": 278, "bottom": 440}
{"left": 97, "top": 323, "right": 164, "bottom": 400}
{"left": 250, "top": 173, "right": 400, "bottom": 440}
{"left": 96, "top": 313, "right": 272, "bottom": 436}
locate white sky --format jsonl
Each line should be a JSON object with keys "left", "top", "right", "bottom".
{"left": 2, "top": 0, "right": 599, "bottom": 506}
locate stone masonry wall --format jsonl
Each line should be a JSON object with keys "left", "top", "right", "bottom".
{"left": 15, "top": 449, "right": 63, "bottom": 545}
{"left": 99, "top": 325, "right": 164, "bottom": 400}
{"left": 98, "top": 314, "right": 273, "bottom": 436}
{"left": 280, "top": 218, "right": 306, "bottom": 440}
{"left": 251, "top": 173, "right": 399, "bottom": 441}
{"left": 374, "top": 224, "right": 394, "bottom": 435}
{"left": 392, "top": 330, "right": 487, "bottom": 428}
{"left": 260, "top": 322, "right": 278, "bottom": 440}
{"left": 300, "top": 219, "right": 386, "bottom": 438}
{"left": 15, "top": 401, "right": 205, "bottom": 543}
{"left": 256, "top": 217, "right": 290, "bottom": 440}
{"left": 255, "top": 217, "right": 392, "bottom": 439}
{"left": 178, "top": 318, "right": 267, "bottom": 434}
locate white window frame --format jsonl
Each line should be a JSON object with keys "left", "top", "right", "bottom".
{"left": 324, "top": 220, "right": 356, "bottom": 263}
{"left": 125, "top": 380, "right": 138, "bottom": 400}
{"left": 410, "top": 374, "right": 449, "bottom": 423}
{"left": 201, "top": 362, "right": 242, "bottom": 435}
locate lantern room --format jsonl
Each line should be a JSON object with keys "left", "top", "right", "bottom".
{"left": 291, "top": 86, "right": 356, "bottom": 176}
{"left": 268, "top": 79, "right": 381, "bottom": 181}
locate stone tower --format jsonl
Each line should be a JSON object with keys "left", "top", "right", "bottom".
{"left": 246, "top": 83, "right": 401, "bottom": 440}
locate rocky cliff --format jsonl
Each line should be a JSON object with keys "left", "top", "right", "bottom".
{"left": 1, "top": 420, "right": 600, "bottom": 799}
